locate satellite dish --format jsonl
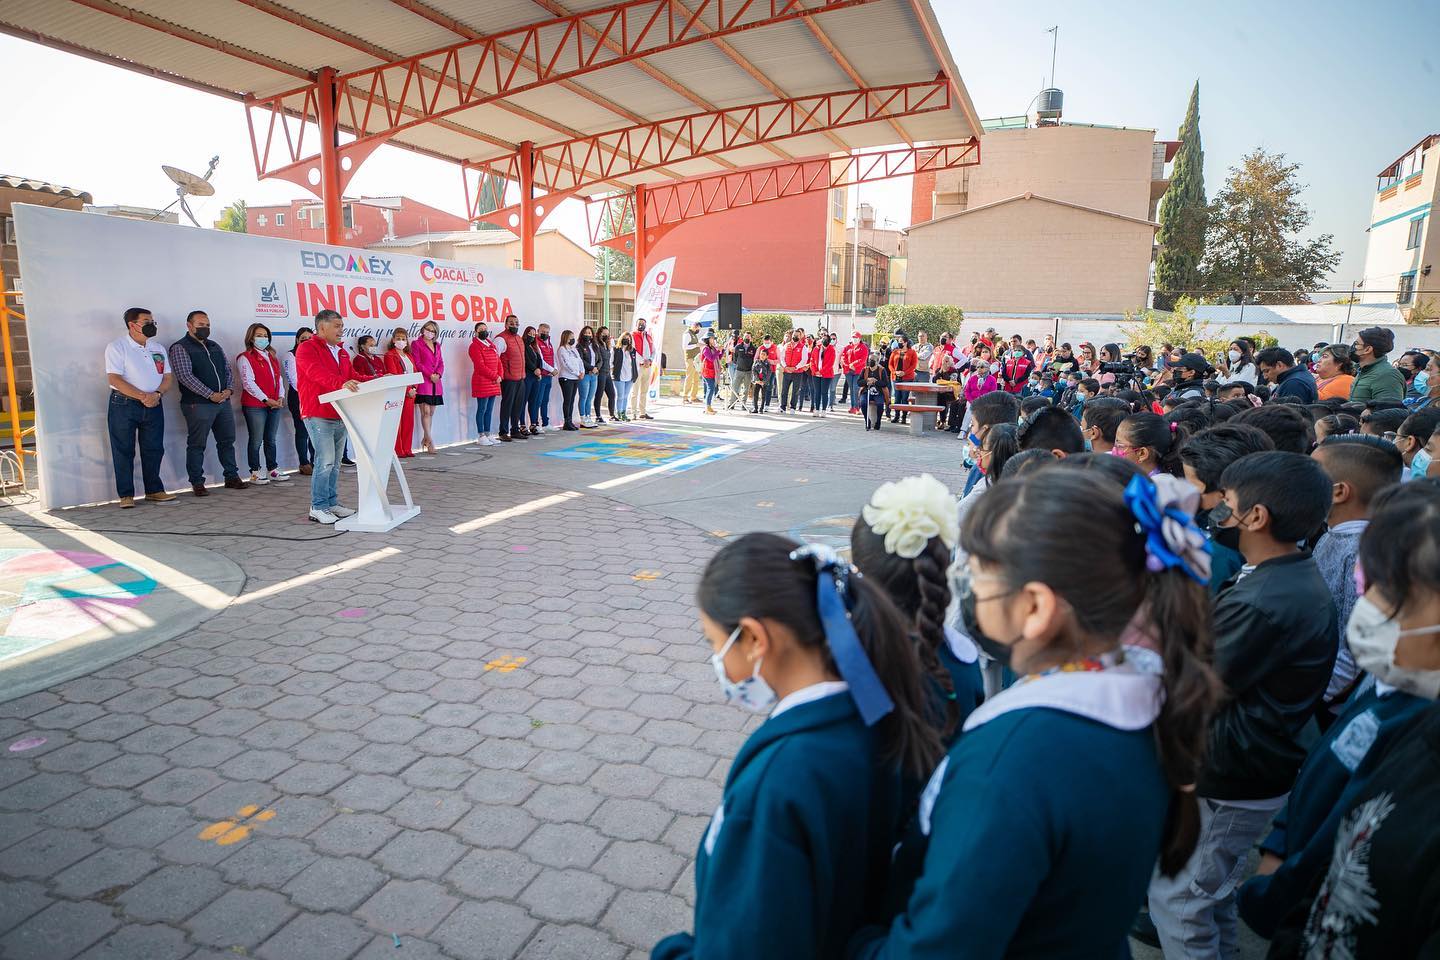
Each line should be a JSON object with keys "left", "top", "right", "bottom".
{"left": 157, "top": 155, "right": 219, "bottom": 226}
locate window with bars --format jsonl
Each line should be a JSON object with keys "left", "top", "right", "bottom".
{"left": 1399, "top": 273, "right": 1417, "bottom": 304}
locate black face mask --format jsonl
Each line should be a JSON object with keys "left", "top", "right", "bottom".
{"left": 506, "top": 325, "right": 518, "bottom": 334}
{"left": 540, "top": 333, "right": 550, "bottom": 341}
{"left": 477, "top": 330, "right": 489, "bottom": 340}
{"left": 192, "top": 327, "right": 210, "bottom": 341}
{"left": 139, "top": 321, "right": 157, "bottom": 338}
{"left": 957, "top": 574, "right": 1016, "bottom": 667}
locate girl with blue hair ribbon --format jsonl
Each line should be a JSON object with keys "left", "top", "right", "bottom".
{"left": 852, "top": 469, "right": 1220, "bottom": 959}
{"left": 653, "top": 533, "right": 940, "bottom": 960}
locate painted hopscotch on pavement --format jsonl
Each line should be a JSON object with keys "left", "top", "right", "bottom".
{"left": 0, "top": 549, "right": 158, "bottom": 663}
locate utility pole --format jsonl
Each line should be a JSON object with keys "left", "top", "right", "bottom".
{"left": 850, "top": 184, "right": 861, "bottom": 336}
{"left": 1047, "top": 26, "right": 1058, "bottom": 87}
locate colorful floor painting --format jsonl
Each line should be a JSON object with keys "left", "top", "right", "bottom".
{"left": 0, "top": 548, "right": 158, "bottom": 662}
{"left": 785, "top": 514, "right": 857, "bottom": 561}
{"left": 542, "top": 428, "right": 744, "bottom": 471}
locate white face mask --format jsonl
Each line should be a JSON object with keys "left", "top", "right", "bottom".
{"left": 710, "top": 625, "right": 776, "bottom": 713}
{"left": 1228, "top": 350, "right": 1242, "bottom": 363}
{"left": 1347, "top": 595, "right": 1440, "bottom": 699}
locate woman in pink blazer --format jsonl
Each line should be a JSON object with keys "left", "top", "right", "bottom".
{"left": 964, "top": 360, "right": 999, "bottom": 403}
{"left": 410, "top": 320, "right": 444, "bottom": 454}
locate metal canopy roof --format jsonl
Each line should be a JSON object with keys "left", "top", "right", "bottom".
{"left": 0, "top": 0, "right": 982, "bottom": 196}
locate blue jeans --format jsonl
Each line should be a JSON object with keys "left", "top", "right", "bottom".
{"left": 535, "top": 376, "right": 554, "bottom": 425}
{"left": 180, "top": 401, "right": 240, "bottom": 485}
{"left": 703, "top": 377, "right": 718, "bottom": 407}
{"left": 812, "top": 376, "right": 835, "bottom": 411}
{"left": 287, "top": 388, "right": 312, "bottom": 465}
{"left": 242, "top": 404, "right": 281, "bottom": 473}
{"left": 844, "top": 372, "right": 859, "bottom": 407}
{"left": 106, "top": 393, "right": 165, "bottom": 498}
{"left": 578, "top": 374, "right": 597, "bottom": 419}
{"left": 616, "top": 381, "right": 632, "bottom": 416}
{"left": 475, "top": 396, "right": 496, "bottom": 434}
{"left": 304, "top": 417, "right": 346, "bottom": 510}
{"left": 526, "top": 374, "right": 544, "bottom": 426}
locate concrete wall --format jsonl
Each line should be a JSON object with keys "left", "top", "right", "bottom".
{"left": 248, "top": 199, "right": 469, "bottom": 247}
{"left": 1361, "top": 144, "right": 1437, "bottom": 304}
{"left": 915, "top": 125, "right": 1157, "bottom": 223}
{"left": 649, "top": 190, "right": 830, "bottom": 311}
{"left": 906, "top": 198, "right": 1155, "bottom": 314}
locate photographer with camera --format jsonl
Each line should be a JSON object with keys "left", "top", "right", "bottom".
{"left": 1097, "top": 342, "right": 1142, "bottom": 391}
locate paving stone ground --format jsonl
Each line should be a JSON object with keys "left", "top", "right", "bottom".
{"left": 0, "top": 404, "right": 1260, "bottom": 960}
{"left": 0, "top": 408, "right": 972, "bottom": 960}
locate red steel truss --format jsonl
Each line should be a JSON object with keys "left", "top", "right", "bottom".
{"left": 461, "top": 78, "right": 951, "bottom": 213}
{"left": 243, "top": 0, "right": 883, "bottom": 189}
{"left": 584, "top": 140, "right": 980, "bottom": 275}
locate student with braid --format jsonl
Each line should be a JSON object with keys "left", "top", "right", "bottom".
{"left": 852, "top": 474, "right": 985, "bottom": 744}
{"left": 655, "top": 533, "right": 941, "bottom": 960}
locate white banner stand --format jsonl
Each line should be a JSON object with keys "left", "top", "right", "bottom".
{"left": 320, "top": 373, "right": 423, "bottom": 532}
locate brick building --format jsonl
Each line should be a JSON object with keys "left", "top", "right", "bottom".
{"left": 247, "top": 196, "right": 470, "bottom": 248}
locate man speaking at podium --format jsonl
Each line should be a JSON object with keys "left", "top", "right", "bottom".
{"left": 297, "top": 309, "right": 360, "bottom": 525}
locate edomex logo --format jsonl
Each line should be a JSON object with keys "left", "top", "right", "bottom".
{"left": 300, "top": 250, "right": 394, "bottom": 276}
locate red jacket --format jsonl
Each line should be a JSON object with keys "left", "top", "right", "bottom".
{"left": 783, "top": 341, "right": 805, "bottom": 372}
{"left": 889, "top": 348, "right": 918, "bottom": 383}
{"left": 352, "top": 353, "right": 384, "bottom": 381}
{"left": 296, "top": 336, "right": 355, "bottom": 420}
{"left": 237, "top": 348, "right": 282, "bottom": 408}
{"left": 384, "top": 347, "right": 416, "bottom": 398}
{"left": 498, "top": 331, "right": 525, "bottom": 381}
{"left": 842, "top": 339, "right": 869, "bottom": 374}
{"left": 814, "top": 344, "right": 838, "bottom": 378}
{"left": 468, "top": 337, "right": 502, "bottom": 399}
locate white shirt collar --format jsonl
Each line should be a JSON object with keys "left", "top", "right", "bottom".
{"left": 961, "top": 652, "right": 1164, "bottom": 734}
{"left": 943, "top": 625, "right": 979, "bottom": 664}
{"left": 771, "top": 680, "right": 849, "bottom": 718}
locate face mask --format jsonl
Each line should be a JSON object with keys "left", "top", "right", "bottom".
{"left": 710, "top": 626, "right": 776, "bottom": 712}
{"left": 253, "top": 336, "right": 270, "bottom": 350}
{"left": 1012, "top": 350, "right": 1023, "bottom": 359}
{"left": 507, "top": 325, "right": 518, "bottom": 334}
{"left": 1346, "top": 596, "right": 1440, "bottom": 698}
{"left": 193, "top": 327, "right": 210, "bottom": 341}
{"left": 1412, "top": 448, "right": 1433, "bottom": 480}
{"left": 476, "top": 330, "right": 488, "bottom": 341}
{"left": 1083, "top": 436, "right": 1093, "bottom": 452}
{"left": 540, "top": 333, "right": 550, "bottom": 341}
{"left": 1415, "top": 372, "right": 1430, "bottom": 393}
{"left": 637, "top": 323, "right": 646, "bottom": 332}
{"left": 1228, "top": 350, "right": 1241, "bottom": 363}
{"left": 957, "top": 573, "right": 1015, "bottom": 667}
{"left": 395, "top": 340, "right": 408, "bottom": 349}
{"left": 425, "top": 330, "right": 437, "bottom": 341}
{"left": 367, "top": 345, "right": 383, "bottom": 356}
{"left": 140, "top": 321, "right": 158, "bottom": 338}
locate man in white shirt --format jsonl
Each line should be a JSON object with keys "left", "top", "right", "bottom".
{"left": 105, "top": 307, "right": 176, "bottom": 507}
{"left": 631, "top": 316, "right": 656, "bottom": 420}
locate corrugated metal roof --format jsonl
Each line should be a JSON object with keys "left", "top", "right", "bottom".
{"left": 1, "top": 0, "right": 981, "bottom": 189}
{"left": 0, "top": 175, "right": 93, "bottom": 202}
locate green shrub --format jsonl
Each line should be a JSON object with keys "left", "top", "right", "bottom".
{"left": 875, "top": 304, "right": 964, "bottom": 343}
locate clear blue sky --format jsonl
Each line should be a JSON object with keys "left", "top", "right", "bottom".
{"left": 935, "top": 0, "right": 1440, "bottom": 287}
{"left": 2, "top": 0, "right": 1436, "bottom": 286}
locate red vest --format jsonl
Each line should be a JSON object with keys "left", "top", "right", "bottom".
{"left": 498, "top": 332, "right": 525, "bottom": 380}
{"left": 239, "top": 349, "right": 282, "bottom": 408}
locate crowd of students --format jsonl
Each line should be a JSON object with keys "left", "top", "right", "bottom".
{"left": 656, "top": 325, "right": 1440, "bottom": 958}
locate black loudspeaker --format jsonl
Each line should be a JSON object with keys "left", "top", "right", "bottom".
{"left": 717, "top": 293, "right": 742, "bottom": 330}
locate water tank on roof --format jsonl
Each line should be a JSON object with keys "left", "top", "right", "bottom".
{"left": 1036, "top": 88, "right": 1064, "bottom": 122}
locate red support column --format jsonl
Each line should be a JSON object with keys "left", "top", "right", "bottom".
{"left": 519, "top": 140, "right": 536, "bottom": 271}
{"left": 316, "top": 66, "right": 343, "bottom": 247}
{"left": 633, "top": 183, "right": 649, "bottom": 283}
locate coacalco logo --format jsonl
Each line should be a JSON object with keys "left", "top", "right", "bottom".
{"left": 419, "top": 259, "right": 482, "bottom": 285}
{"left": 300, "top": 250, "right": 394, "bottom": 276}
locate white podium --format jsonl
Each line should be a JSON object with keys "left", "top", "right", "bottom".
{"left": 320, "top": 373, "right": 423, "bottom": 532}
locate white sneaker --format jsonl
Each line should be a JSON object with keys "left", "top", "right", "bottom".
{"left": 308, "top": 507, "right": 338, "bottom": 524}
{"left": 250, "top": 472, "right": 268, "bottom": 485}
{"left": 330, "top": 504, "right": 356, "bottom": 518}
{"left": 270, "top": 470, "right": 291, "bottom": 483}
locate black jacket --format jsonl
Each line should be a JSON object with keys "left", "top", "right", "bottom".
{"left": 1199, "top": 553, "right": 1338, "bottom": 800}
{"left": 578, "top": 338, "right": 602, "bottom": 375}
{"left": 524, "top": 339, "right": 543, "bottom": 377}
{"left": 594, "top": 340, "right": 613, "bottom": 379}
{"left": 735, "top": 341, "right": 757, "bottom": 372}
{"left": 613, "top": 346, "right": 639, "bottom": 382}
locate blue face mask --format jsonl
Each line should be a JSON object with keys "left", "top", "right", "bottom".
{"left": 711, "top": 626, "right": 775, "bottom": 713}
{"left": 1414, "top": 371, "right": 1430, "bottom": 396}
{"left": 1412, "top": 448, "right": 1433, "bottom": 480}
{"left": 253, "top": 336, "right": 270, "bottom": 350}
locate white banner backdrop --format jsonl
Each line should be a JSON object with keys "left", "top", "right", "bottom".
{"left": 13, "top": 206, "right": 583, "bottom": 509}
{"left": 634, "top": 257, "right": 676, "bottom": 403}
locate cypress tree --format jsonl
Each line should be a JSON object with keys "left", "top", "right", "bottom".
{"left": 1153, "top": 82, "right": 1207, "bottom": 311}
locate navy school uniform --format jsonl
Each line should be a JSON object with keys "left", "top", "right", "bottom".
{"left": 1237, "top": 678, "right": 1430, "bottom": 939}
{"left": 937, "top": 629, "right": 985, "bottom": 738}
{"left": 853, "top": 666, "right": 1170, "bottom": 959}
{"left": 653, "top": 688, "right": 904, "bottom": 960}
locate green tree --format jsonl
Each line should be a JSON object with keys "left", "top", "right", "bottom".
{"left": 594, "top": 195, "right": 635, "bottom": 283}
{"left": 216, "top": 199, "right": 247, "bottom": 233}
{"left": 874, "top": 304, "right": 964, "bottom": 343}
{"left": 1200, "top": 149, "right": 1341, "bottom": 304}
{"left": 1119, "top": 297, "right": 1230, "bottom": 361}
{"left": 471, "top": 172, "right": 506, "bottom": 230}
{"left": 1153, "top": 82, "right": 1206, "bottom": 311}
